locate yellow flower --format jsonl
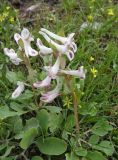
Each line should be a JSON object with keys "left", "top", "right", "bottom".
{"left": 9, "top": 17, "right": 14, "bottom": 22}
{"left": 90, "top": 67, "right": 98, "bottom": 78}
{"left": 63, "top": 97, "right": 72, "bottom": 108}
{"left": 0, "top": 15, "right": 4, "bottom": 22}
{"left": 90, "top": 56, "right": 94, "bottom": 62}
{"left": 3, "top": 12, "right": 9, "bottom": 18}
{"left": 6, "top": 6, "right": 10, "bottom": 10}
{"left": 107, "top": 9, "right": 114, "bottom": 16}
{"left": 87, "top": 15, "right": 93, "bottom": 22}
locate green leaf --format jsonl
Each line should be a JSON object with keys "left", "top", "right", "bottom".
{"left": 93, "top": 141, "right": 114, "bottom": 156}
{"left": 36, "top": 109, "right": 50, "bottom": 133}
{"left": 44, "top": 106, "right": 62, "bottom": 113}
{"left": 8, "top": 116, "right": 23, "bottom": 134}
{"left": 49, "top": 113, "right": 63, "bottom": 133}
{"left": 75, "top": 147, "right": 87, "bottom": 157}
{"left": 36, "top": 137, "right": 67, "bottom": 155}
{"left": 31, "top": 156, "right": 43, "bottom": 160}
{"left": 88, "top": 135, "right": 100, "bottom": 145}
{"left": 87, "top": 151, "right": 107, "bottom": 160}
{"left": 0, "top": 106, "right": 19, "bottom": 119}
{"left": 65, "top": 152, "right": 79, "bottom": 160}
{"left": 16, "top": 90, "right": 34, "bottom": 101}
{"left": 64, "top": 114, "right": 75, "bottom": 132}
{"left": 6, "top": 71, "right": 25, "bottom": 84}
{"left": 20, "top": 128, "right": 38, "bottom": 149}
{"left": 80, "top": 102, "right": 97, "bottom": 116}
{"left": 25, "top": 117, "right": 39, "bottom": 130}
{"left": 10, "top": 102, "right": 25, "bottom": 112}
{"left": 92, "top": 119, "right": 113, "bottom": 136}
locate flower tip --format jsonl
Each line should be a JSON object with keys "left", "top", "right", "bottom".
{"left": 14, "top": 33, "right": 21, "bottom": 43}
{"left": 21, "top": 28, "right": 30, "bottom": 39}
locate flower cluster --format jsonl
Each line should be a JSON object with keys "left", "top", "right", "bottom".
{"left": 4, "top": 28, "right": 85, "bottom": 102}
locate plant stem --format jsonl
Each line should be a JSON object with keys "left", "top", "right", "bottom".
{"left": 65, "top": 76, "right": 80, "bottom": 136}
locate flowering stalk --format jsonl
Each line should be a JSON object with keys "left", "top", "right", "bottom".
{"left": 4, "top": 27, "right": 86, "bottom": 133}
{"left": 65, "top": 75, "right": 80, "bottom": 135}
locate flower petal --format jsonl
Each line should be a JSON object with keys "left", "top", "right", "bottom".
{"left": 40, "top": 28, "right": 67, "bottom": 44}
{"left": 4, "top": 48, "right": 17, "bottom": 59}
{"left": 4, "top": 48, "right": 22, "bottom": 65}
{"left": 40, "top": 92, "right": 59, "bottom": 103}
{"left": 66, "top": 50, "right": 74, "bottom": 61}
{"left": 40, "top": 79, "right": 61, "bottom": 103}
{"left": 12, "top": 81, "right": 24, "bottom": 99}
{"left": 60, "top": 66, "right": 86, "bottom": 79}
{"left": 14, "top": 33, "right": 21, "bottom": 44}
{"left": 39, "top": 31, "right": 67, "bottom": 53}
{"left": 49, "top": 56, "right": 60, "bottom": 78}
{"left": 33, "top": 76, "right": 51, "bottom": 88}
{"left": 37, "top": 38, "right": 53, "bottom": 55}
{"left": 21, "top": 28, "right": 30, "bottom": 39}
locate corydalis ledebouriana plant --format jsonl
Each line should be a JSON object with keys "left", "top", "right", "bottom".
{"left": 4, "top": 28, "right": 85, "bottom": 102}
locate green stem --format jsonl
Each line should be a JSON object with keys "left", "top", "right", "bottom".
{"left": 20, "top": 50, "right": 34, "bottom": 83}
{"left": 65, "top": 76, "right": 79, "bottom": 136}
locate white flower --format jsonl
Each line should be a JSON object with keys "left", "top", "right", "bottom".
{"left": 12, "top": 81, "right": 25, "bottom": 99}
{"left": 48, "top": 56, "right": 60, "bottom": 79}
{"left": 36, "top": 38, "right": 53, "bottom": 55}
{"left": 14, "top": 28, "right": 38, "bottom": 57}
{"left": 33, "top": 57, "right": 60, "bottom": 88}
{"left": 39, "top": 29, "right": 77, "bottom": 61}
{"left": 60, "top": 66, "right": 86, "bottom": 79}
{"left": 4, "top": 48, "right": 22, "bottom": 65}
{"left": 40, "top": 28, "right": 76, "bottom": 45}
{"left": 33, "top": 76, "right": 51, "bottom": 88}
{"left": 40, "top": 79, "right": 62, "bottom": 103}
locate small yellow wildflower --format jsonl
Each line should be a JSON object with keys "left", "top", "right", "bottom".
{"left": 9, "top": 17, "right": 14, "bottom": 22}
{"left": 63, "top": 97, "right": 72, "bottom": 108}
{"left": 90, "top": 56, "right": 94, "bottom": 62}
{"left": 87, "top": 15, "right": 93, "bottom": 22}
{"left": 0, "top": 15, "right": 4, "bottom": 22}
{"left": 6, "top": 6, "right": 10, "bottom": 10}
{"left": 3, "top": 12, "right": 9, "bottom": 18}
{"left": 107, "top": 9, "right": 114, "bottom": 16}
{"left": 90, "top": 67, "right": 98, "bottom": 78}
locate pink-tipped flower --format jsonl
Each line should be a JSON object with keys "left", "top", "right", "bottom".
{"left": 14, "top": 28, "right": 38, "bottom": 57}
{"left": 12, "top": 81, "right": 25, "bottom": 99}
{"left": 33, "top": 57, "right": 60, "bottom": 88}
{"left": 39, "top": 31, "right": 76, "bottom": 61}
{"left": 60, "top": 66, "right": 86, "bottom": 79}
{"left": 40, "top": 79, "right": 61, "bottom": 103}
{"left": 40, "top": 28, "right": 77, "bottom": 50}
{"left": 37, "top": 38, "right": 53, "bottom": 55}
{"left": 4, "top": 48, "right": 22, "bottom": 65}
{"left": 33, "top": 76, "right": 51, "bottom": 88}
{"left": 48, "top": 56, "right": 60, "bottom": 79}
